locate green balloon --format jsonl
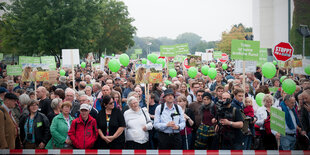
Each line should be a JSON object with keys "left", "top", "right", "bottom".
{"left": 282, "top": 79, "right": 296, "bottom": 95}
{"left": 262, "top": 62, "right": 276, "bottom": 79}
{"left": 222, "top": 63, "right": 228, "bottom": 70}
{"left": 169, "top": 69, "right": 177, "bottom": 78}
{"left": 101, "top": 54, "right": 105, "bottom": 58}
{"left": 208, "top": 68, "right": 217, "bottom": 79}
{"left": 81, "top": 62, "right": 86, "bottom": 68}
{"left": 119, "top": 54, "right": 130, "bottom": 67}
{"left": 305, "top": 65, "right": 310, "bottom": 75}
{"left": 280, "top": 76, "right": 287, "bottom": 83}
{"left": 60, "top": 69, "right": 66, "bottom": 76}
{"left": 165, "top": 80, "right": 172, "bottom": 85}
{"left": 273, "top": 60, "right": 277, "bottom": 66}
{"left": 255, "top": 93, "right": 265, "bottom": 107}
{"left": 108, "top": 59, "right": 120, "bottom": 72}
{"left": 188, "top": 67, "right": 198, "bottom": 79}
{"left": 201, "top": 65, "right": 209, "bottom": 76}
{"left": 156, "top": 58, "right": 165, "bottom": 68}
{"left": 147, "top": 54, "right": 158, "bottom": 63}
{"left": 210, "top": 62, "right": 216, "bottom": 68}
{"left": 142, "top": 59, "right": 147, "bottom": 64}
{"left": 112, "top": 54, "right": 115, "bottom": 56}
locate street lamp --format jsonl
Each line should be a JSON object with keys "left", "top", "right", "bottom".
{"left": 147, "top": 42, "right": 152, "bottom": 55}
{"left": 297, "top": 24, "right": 310, "bottom": 58}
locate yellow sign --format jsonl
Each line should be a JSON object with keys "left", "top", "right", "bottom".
{"left": 36, "top": 72, "right": 49, "bottom": 81}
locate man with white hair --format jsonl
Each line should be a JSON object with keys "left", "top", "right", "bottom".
{"left": 65, "top": 88, "right": 80, "bottom": 118}
{"left": 56, "top": 76, "right": 68, "bottom": 91}
{"left": 73, "top": 95, "right": 98, "bottom": 119}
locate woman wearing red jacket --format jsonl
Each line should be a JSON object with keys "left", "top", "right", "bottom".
{"left": 68, "top": 104, "right": 98, "bottom": 149}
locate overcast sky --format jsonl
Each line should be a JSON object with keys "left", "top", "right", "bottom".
{"left": 121, "top": 0, "right": 253, "bottom": 41}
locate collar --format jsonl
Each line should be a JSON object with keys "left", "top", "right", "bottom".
{"left": 164, "top": 103, "right": 175, "bottom": 110}
{"left": 2, "top": 104, "right": 10, "bottom": 113}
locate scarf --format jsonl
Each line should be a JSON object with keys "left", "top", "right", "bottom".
{"left": 280, "top": 101, "right": 300, "bottom": 130}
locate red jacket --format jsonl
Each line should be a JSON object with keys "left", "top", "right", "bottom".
{"left": 68, "top": 114, "right": 98, "bottom": 149}
{"left": 244, "top": 105, "right": 254, "bottom": 117}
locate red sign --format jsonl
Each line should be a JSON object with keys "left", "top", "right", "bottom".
{"left": 219, "top": 53, "right": 229, "bottom": 63}
{"left": 273, "top": 42, "right": 294, "bottom": 62}
{"left": 183, "top": 58, "right": 190, "bottom": 69}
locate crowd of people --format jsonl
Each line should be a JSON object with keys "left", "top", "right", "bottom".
{"left": 0, "top": 60, "right": 309, "bottom": 150}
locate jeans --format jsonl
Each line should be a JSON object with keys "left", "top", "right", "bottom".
{"left": 280, "top": 135, "right": 296, "bottom": 150}
{"left": 243, "top": 135, "right": 252, "bottom": 150}
{"left": 181, "top": 133, "right": 192, "bottom": 150}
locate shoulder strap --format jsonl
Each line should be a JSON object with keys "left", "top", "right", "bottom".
{"left": 160, "top": 104, "right": 165, "bottom": 115}
{"left": 189, "top": 94, "right": 194, "bottom": 102}
{"left": 174, "top": 104, "right": 180, "bottom": 115}
{"left": 232, "top": 107, "right": 236, "bottom": 121}
{"left": 0, "top": 107, "right": 5, "bottom": 120}
{"left": 141, "top": 108, "right": 148, "bottom": 123}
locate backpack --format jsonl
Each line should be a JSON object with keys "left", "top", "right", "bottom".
{"left": 160, "top": 103, "right": 180, "bottom": 116}
{"left": 239, "top": 109, "right": 250, "bottom": 135}
{"left": 189, "top": 94, "right": 194, "bottom": 103}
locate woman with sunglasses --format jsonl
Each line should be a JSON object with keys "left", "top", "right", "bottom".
{"left": 96, "top": 95, "right": 126, "bottom": 149}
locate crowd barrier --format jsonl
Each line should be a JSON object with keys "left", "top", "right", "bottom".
{"left": 0, "top": 150, "right": 309, "bottom": 155}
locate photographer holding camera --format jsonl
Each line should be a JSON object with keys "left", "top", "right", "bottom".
{"left": 212, "top": 92, "right": 244, "bottom": 150}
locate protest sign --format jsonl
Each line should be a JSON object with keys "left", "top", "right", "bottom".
{"left": 86, "top": 52, "right": 95, "bottom": 63}
{"left": 213, "top": 51, "right": 222, "bottom": 59}
{"left": 135, "top": 64, "right": 162, "bottom": 84}
{"left": 187, "top": 55, "right": 202, "bottom": 68}
{"left": 41, "top": 56, "right": 56, "bottom": 70}
{"left": 135, "top": 49, "right": 143, "bottom": 55}
{"left": 234, "top": 60, "right": 257, "bottom": 74}
{"left": 61, "top": 49, "right": 80, "bottom": 66}
{"left": 231, "top": 40, "right": 260, "bottom": 61}
{"left": 270, "top": 107, "right": 285, "bottom": 135}
{"left": 160, "top": 45, "right": 176, "bottom": 57}
{"left": 6, "top": 65, "right": 22, "bottom": 76}
{"left": 294, "top": 59, "right": 310, "bottom": 75}
{"left": 284, "top": 55, "right": 302, "bottom": 68}
{"left": 257, "top": 48, "right": 268, "bottom": 67}
{"left": 48, "top": 71, "right": 58, "bottom": 84}
{"left": 36, "top": 71, "right": 49, "bottom": 81}
{"left": 19, "top": 56, "right": 40, "bottom": 65}
{"left": 175, "top": 43, "right": 190, "bottom": 55}
{"left": 21, "top": 66, "right": 35, "bottom": 81}
{"left": 22, "top": 64, "right": 49, "bottom": 70}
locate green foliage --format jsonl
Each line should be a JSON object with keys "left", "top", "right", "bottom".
{"left": 96, "top": 0, "right": 136, "bottom": 55}
{"left": 176, "top": 32, "right": 202, "bottom": 53}
{"left": 216, "top": 23, "right": 252, "bottom": 55}
{"left": 0, "top": 0, "right": 136, "bottom": 58}
{"left": 290, "top": 0, "right": 310, "bottom": 56}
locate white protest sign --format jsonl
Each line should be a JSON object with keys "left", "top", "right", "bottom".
{"left": 234, "top": 60, "right": 257, "bottom": 74}
{"left": 62, "top": 49, "right": 80, "bottom": 66}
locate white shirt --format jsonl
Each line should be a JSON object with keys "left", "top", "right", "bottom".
{"left": 124, "top": 107, "right": 153, "bottom": 144}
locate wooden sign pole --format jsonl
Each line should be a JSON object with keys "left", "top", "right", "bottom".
{"left": 243, "top": 60, "right": 246, "bottom": 104}
{"left": 71, "top": 50, "right": 75, "bottom": 91}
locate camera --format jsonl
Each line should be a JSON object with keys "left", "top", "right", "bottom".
{"left": 27, "top": 133, "right": 33, "bottom": 140}
{"left": 215, "top": 99, "right": 233, "bottom": 120}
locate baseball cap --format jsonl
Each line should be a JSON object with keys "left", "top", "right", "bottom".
{"left": 80, "top": 104, "right": 90, "bottom": 111}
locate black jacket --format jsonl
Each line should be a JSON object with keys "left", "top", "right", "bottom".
{"left": 300, "top": 106, "right": 310, "bottom": 133}
{"left": 19, "top": 112, "right": 51, "bottom": 145}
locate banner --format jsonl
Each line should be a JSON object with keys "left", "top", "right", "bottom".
{"left": 6, "top": 65, "right": 23, "bottom": 76}
{"left": 234, "top": 61, "right": 257, "bottom": 74}
{"left": 270, "top": 107, "right": 285, "bottom": 135}
{"left": 41, "top": 56, "right": 56, "bottom": 70}
{"left": 160, "top": 43, "right": 189, "bottom": 56}
{"left": 135, "top": 49, "right": 143, "bottom": 55}
{"left": 231, "top": 40, "right": 260, "bottom": 61}
{"left": 213, "top": 51, "right": 222, "bottom": 59}
{"left": 131, "top": 54, "right": 137, "bottom": 59}
{"left": 19, "top": 56, "right": 40, "bottom": 65}
{"left": 258, "top": 48, "right": 268, "bottom": 67}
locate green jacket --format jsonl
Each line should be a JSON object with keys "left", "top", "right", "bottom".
{"left": 45, "top": 113, "right": 73, "bottom": 149}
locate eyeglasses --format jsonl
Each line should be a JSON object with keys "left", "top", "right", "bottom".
{"left": 108, "top": 102, "right": 114, "bottom": 105}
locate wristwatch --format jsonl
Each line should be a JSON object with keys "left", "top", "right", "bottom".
{"left": 230, "top": 121, "right": 233, "bottom": 127}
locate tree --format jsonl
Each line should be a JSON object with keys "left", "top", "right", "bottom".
{"left": 216, "top": 23, "right": 252, "bottom": 55}
{"left": 290, "top": 0, "right": 310, "bottom": 56}
{"left": 176, "top": 32, "right": 202, "bottom": 53}
{"left": 192, "top": 41, "right": 218, "bottom": 52}
{"left": 96, "top": 0, "right": 136, "bottom": 55}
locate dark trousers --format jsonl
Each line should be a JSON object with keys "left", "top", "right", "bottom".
{"left": 125, "top": 141, "right": 149, "bottom": 149}
{"left": 158, "top": 132, "right": 182, "bottom": 149}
